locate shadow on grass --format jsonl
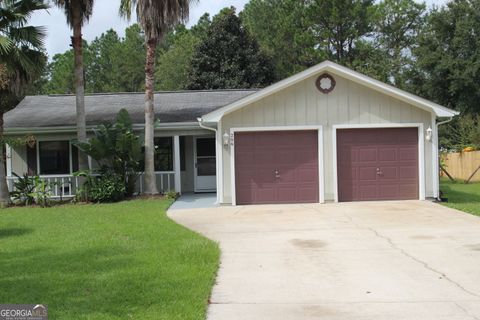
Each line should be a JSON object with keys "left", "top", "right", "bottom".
{"left": 441, "top": 183, "right": 480, "bottom": 204}
{"left": 0, "top": 228, "right": 33, "bottom": 238}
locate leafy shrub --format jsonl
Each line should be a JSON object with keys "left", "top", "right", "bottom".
{"left": 31, "top": 176, "right": 53, "bottom": 207}
{"left": 76, "top": 171, "right": 126, "bottom": 203}
{"left": 164, "top": 191, "right": 178, "bottom": 200}
{"left": 10, "top": 174, "right": 53, "bottom": 207}
{"left": 10, "top": 173, "right": 35, "bottom": 205}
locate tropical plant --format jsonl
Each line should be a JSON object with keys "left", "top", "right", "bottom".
{"left": 10, "top": 173, "right": 36, "bottom": 205}
{"left": 75, "top": 170, "right": 126, "bottom": 203}
{"left": 75, "top": 109, "right": 143, "bottom": 196}
{"left": 30, "top": 176, "right": 53, "bottom": 207}
{"left": 0, "top": 0, "right": 48, "bottom": 207}
{"left": 119, "top": 0, "right": 196, "bottom": 195}
{"left": 52, "top": 0, "right": 94, "bottom": 173}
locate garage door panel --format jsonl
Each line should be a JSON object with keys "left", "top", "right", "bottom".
{"left": 235, "top": 130, "right": 319, "bottom": 205}
{"left": 359, "top": 148, "right": 377, "bottom": 162}
{"left": 378, "top": 148, "right": 397, "bottom": 161}
{"left": 399, "top": 165, "right": 418, "bottom": 179}
{"left": 337, "top": 128, "right": 419, "bottom": 202}
{"left": 359, "top": 167, "right": 378, "bottom": 181}
{"left": 399, "top": 147, "right": 418, "bottom": 161}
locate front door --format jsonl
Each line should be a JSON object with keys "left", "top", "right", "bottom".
{"left": 194, "top": 137, "right": 217, "bottom": 192}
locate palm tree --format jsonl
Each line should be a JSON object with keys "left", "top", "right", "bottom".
{"left": 120, "top": 0, "right": 195, "bottom": 195}
{"left": 52, "top": 0, "right": 94, "bottom": 172}
{"left": 0, "top": 0, "right": 48, "bottom": 207}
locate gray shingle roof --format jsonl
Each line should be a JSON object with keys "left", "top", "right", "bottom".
{"left": 5, "top": 89, "right": 257, "bottom": 129}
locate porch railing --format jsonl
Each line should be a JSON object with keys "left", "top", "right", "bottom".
{"left": 7, "top": 172, "right": 176, "bottom": 199}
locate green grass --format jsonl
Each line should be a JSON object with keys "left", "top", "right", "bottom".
{"left": 0, "top": 199, "right": 220, "bottom": 319}
{"left": 440, "top": 179, "right": 480, "bottom": 217}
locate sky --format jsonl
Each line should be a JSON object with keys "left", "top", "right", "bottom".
{"left": 31, "top": 0, "right": 449, "bottom": 58}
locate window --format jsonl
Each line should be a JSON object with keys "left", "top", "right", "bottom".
{"left": 38, "top": 141, "right": 70, "bottom": 175}
{"left": 154, "top": 137, "right": 173, "bottom": 171}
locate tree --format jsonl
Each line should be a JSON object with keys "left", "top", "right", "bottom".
{"left": 53, "top": 0, "right": 94, "bottom": 173}
{"left": 120, "top": 0, "right": 195, "bottom": 195}
{"left": 309, "top": 0, "right": 375, "bottom": 63}
{"left": 0, "top": 0, "right": 48, "bottom": 206}
{"left": 88, "top": 29, "right": 122, "bottom": 92}
{"left": 373, "top": 0, "right": 426, "bottom": 88}
{"left": 242, "top": 0, "right": 319, "bottom": 80}
{"left": 187, "top": 7, "right": 275, "bottom": 90}
{"left": 414, "top": 0, "right": 480, "bottom": 114}
{"left": 41, "top": 25, "right": 145, "bottom": 94}
{"left": 156, "top": 26, "right": 200, "bottom": 90}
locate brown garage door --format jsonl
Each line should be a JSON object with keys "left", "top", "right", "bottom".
{"left": 235, "top": 130, "right": 319, "bottom": 205}
{"left": 337, "top": 128, "right": 419, "bottom": 202}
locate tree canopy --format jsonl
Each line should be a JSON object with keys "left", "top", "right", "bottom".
{"left": 187, "top": 7, "right": 274, "bottom": 90}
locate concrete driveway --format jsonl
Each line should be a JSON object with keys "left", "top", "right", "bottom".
{"left": 168, "top": 201, "right": 480, "bottom": 320}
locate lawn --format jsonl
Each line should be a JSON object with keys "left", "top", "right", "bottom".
{"left": 0, "top": 199, "right": 220, "bottom": 320}
{"left": 440, "top": 179, "right": 480, "bottom": 217}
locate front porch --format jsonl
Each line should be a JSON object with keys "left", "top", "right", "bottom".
{"left": 6, "top": 133, "right": 218, "bottom": 199}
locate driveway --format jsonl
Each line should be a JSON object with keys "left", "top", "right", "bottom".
{"left": 168, "top": 201, "right": 480, "bottom": 320}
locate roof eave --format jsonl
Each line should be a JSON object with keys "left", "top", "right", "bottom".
{"left": 4, "top": 121, "right": 202, "bottom": 135}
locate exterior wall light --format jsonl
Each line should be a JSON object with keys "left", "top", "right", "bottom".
{"left": 223, "top": 132, "right": 230, "bottom": 146}
{"left": 426, "top": 126, "right": 433, "bottom": 142}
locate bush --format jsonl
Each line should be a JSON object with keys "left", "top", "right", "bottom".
{"left": 77, "top": 172, "right": 126, "bottom": 203}
{"left": 10, "top": 173, "right": 36, "bottom": 205}
{"left": 10, "top": 174, "right": 54, "bottom": 207}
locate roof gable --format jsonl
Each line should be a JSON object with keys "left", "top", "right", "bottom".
{"left": 201, "top": 61, "right": 459, "bottom": 122}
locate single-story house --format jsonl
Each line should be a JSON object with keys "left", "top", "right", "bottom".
{"left": 4, "top": 61, "right": 459, "bottom": 205}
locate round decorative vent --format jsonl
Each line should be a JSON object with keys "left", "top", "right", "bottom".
{"left": 316, "top": 74, "right": 336, "bottom": 94}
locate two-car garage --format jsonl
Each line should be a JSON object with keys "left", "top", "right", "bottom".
{"left": 203, "top": 62, "right": 459, "bottom": 205}
{"left": 233, "top": 127, "right": 420, "bottom": 205}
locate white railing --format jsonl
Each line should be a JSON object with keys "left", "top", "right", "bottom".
{"left": 7, "top": 172, "right": 176, "bottom": 199}
{"left": 137, "top": 172, "right": 176, "bottom": 194}
{"left": 7, "top": 174, "right": 79, "bottom": 199}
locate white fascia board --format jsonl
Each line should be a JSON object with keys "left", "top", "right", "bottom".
{"left": 201, "top": 61, "right": 459, "bottom": 122}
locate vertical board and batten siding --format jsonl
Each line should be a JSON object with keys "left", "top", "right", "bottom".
{"left": 221, "top": 73, "right": 433, "bottom": 203}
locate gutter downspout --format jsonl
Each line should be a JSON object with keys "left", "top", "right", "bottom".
{"left": 197, "top": 117, "right": 221, "bottom": 205}
{"left": 435, "top": 116, "right": 454, "bottom": 201}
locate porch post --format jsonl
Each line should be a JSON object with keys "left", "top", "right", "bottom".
{"left": 173, "top": 135, "right": 181, "bottom": 194}
{"left": 6, "top": 144, "right": 12, "bottom": 177}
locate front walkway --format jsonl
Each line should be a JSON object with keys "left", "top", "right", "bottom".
{"left": 169, "top": 193, "right": 217, "bottom": 210}
{"left": 168, "top": 201, "right": 480, "bottom": 320}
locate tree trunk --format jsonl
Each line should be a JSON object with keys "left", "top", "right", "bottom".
{"left": 0, "top": 112, "right": 10, "bottom": 208}
{"left": 143, "top": 38, "right": 159, "bottom": 195}
{"left": 72, "top": 15, "right": 89, "bottom": 172}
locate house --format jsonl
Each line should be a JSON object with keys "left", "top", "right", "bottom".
{"left": 4, "top": 61, "right": 459, "bottom": 205}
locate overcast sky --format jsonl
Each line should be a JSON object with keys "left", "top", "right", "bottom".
{"left": 31, "top": 0, "right": 449, "bottom": 58}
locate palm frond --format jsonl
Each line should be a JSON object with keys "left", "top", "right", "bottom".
{"left": 51, "top": 0, "right": 94, "bottom": 28}
{"left": 120, "top": 0, "right": 197, "bottom": 40}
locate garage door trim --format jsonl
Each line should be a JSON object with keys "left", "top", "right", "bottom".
{"left": 230, "top": 126, "right": 325, "bottom": 206}
{"left": 332, "top": 123, "right": 425, "bottom": 202}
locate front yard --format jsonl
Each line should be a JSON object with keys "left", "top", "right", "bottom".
{"left": 0, "top": 199, "right": 220, "bottom": 319}
{"left": 440, "top": 179, "right": 480, "bottom": 217}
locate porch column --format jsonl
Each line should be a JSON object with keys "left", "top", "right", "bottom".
{"left": 173, "top": 135, "right": 181, "bottom": 194}
{"left": 6, "top": 144, "right": 12, "bottom": 177}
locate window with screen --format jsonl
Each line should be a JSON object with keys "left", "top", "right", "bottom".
{"left": 154, "top": 137, "right": 173, "bottom": 171}
{"left": 39, "top": 141, "right": 70, "bottom": 175}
